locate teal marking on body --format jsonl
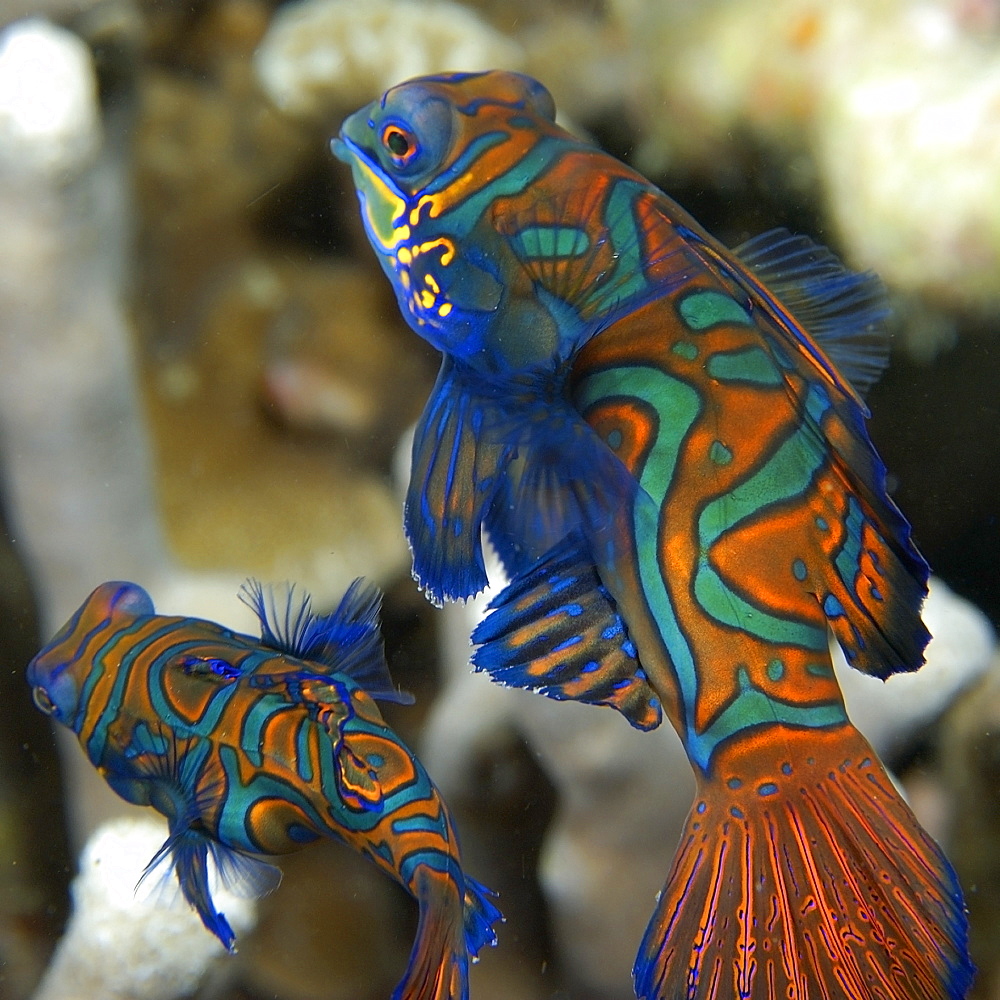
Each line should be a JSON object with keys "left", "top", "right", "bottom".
{"left": 296, "top": 717, "right": 313, "bottom": 784}
{"left": 606, "top": 428, "right": 623, "bottom": 450}
{"left": 834, "top": 495, "right": 865, "bottom": 592}
{"left": 216, "top": 744, "right": 323, "bottom": 842}
{"left": 241, "top": 696, "right": 292, "bottom": 768}
{"left": 693, "top": 383, "right": 832, "bottom": 650}
{"left": 758, "top": 782, "right": 779, "bottom": 797}
{"left": 574, "top": 367, "right": 839, "bottom": 771}
{"left": 816, "top": 516, "right": 829, "bottom": 531}
{"left": 807, "top": 662, "right": 834, "bottom": 677}
{"left": 391, "top": 813, "right": 442, "bottom": 836}
{"left": 85, "top": 619, "right": 163, "bottom": 761}
{"left": 694, "top": 563, "right": 826, "bottom": 650}
{"left": 679, "top": 290, "right": 751, "bottom": 330}
{"left": 705, "top": 346, "right": 783, "bottom": 386}
{"left": 575, "top": 364, "right": 704, "bottom": 756}
{"left": 513, "top": 224, "right": 590, "bottom": 258}
{"left": 431, "top": 134, "right": 569, "bottom": 235}
{"left": 727, "top": 777, "right": 743, "bottom": 789}
{"left": 792, "top": 558, "right": 808, "bottom": 581}
{"left": 583, "top": 179, "right": 649, "bottom": 316}
{"left": 672, "top": 340, "right": 698, "bottom": 360}
{"left": 709, "top": 441, "right": 732, "bottom": 466}
{"left": 687, "top": 667, "right": 847, "bottom": 768}
{"left": 767, "top": 658, "right": 785, "bottom": 681}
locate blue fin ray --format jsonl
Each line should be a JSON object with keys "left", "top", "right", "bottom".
{"left": 462, "top": 874, "right": 503, "bottom": 957}
{"left": 473, "top": 533, "right": 661, "bottom": 730}
{"left": 138, "top": 827, "right": 280, "bottom": 953}
{"left": 405, "top": 357, "right": 513, "bottom": 604}
{"left": 239, "top": 578, "right": 412, "bottom": 704}
{"left": 733, "top": 227, "right": 890, "bottom": 397}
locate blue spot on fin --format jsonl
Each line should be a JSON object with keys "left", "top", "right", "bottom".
{"left": 472, "top": 532, "right": 661, "bottom": 730}
{"left": 733, "top": 228, "right": 890, "bottom": 397}
{"left": 239, "top": 578, "right": 413, "bottom": 705}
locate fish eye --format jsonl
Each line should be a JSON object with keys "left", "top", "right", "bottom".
{"left": 32, "top": 686, "right": 56, "bottom": 715}
{"left": 382, "top": 124, "right": 416, "bottom": 162}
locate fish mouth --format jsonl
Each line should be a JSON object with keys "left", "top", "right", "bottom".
{"left": 330, "top": 134, "right": 351, "bottom": 163}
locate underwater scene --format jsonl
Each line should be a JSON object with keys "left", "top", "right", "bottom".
{"left": 1, "top": 0, "right": 999, "bottom": 998}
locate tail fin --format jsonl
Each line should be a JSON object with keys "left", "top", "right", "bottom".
{"left": 634, "top": 725, "right": 972, "bottom": 1000}
{"left": 394, "top": 868, "right": 501, "bottom": 1000}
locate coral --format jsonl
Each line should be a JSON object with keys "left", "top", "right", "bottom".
{"left": 254, "top": 0, "right": 524, "bottom": 119}
{"left": 607, "top": 0, "right": 1000, "bottom": 320}
{"left": 0, "top": 19, "right": 100, "bottom": 173}
{"left": 32, "top": 816, "right": 256, "bottom": 1000}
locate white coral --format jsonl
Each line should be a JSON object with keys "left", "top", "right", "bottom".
{"left": 254, "top": 0, "right": 524, "bottom": 118}
{"left": 32, "top": 817, "right": 256, "bottom": 1000}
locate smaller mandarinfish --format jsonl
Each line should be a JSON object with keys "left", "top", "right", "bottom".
{"left": 28, "top": 579, "right": 501, "bottom": 1000}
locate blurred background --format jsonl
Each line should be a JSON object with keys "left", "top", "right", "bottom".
{"left": 0, "top": 0, "right": 998, "bottom": 997}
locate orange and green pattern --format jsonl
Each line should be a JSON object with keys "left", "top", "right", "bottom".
{"left": 28, "top": 579, "right": 500, "bottom": 1000}
{"left": 335, "top": 70, "right": 972, "bottom": 999}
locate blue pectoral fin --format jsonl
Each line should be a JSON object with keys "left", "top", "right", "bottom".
{"left": 139, "top": 829, "right": 232, "bottom": 952}
{"left": 405, "top": 357, "right": 511, "bottom": 604}
{"left": 483, "top": 373, "right": 641, "bottom": 579}
{"left": 473, "top": 533, "right": 661, "bottom": 730}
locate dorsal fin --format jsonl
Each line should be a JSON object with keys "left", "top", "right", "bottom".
{"left": 733, "top": 228, "right": 890, "bottom": 396}
{"left": 238, "top": 580, "right": 412, "bottom": 704}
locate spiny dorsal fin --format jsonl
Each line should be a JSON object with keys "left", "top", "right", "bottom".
{"left": 238, "top": 579, "right": 412, "bottom": 704}
{"left": 733, "top": 228, "right": 890, "bottom": 396}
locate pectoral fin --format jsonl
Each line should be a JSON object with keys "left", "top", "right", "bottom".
{"left": 473, "top": 532, "right": 661, "bottom": 730}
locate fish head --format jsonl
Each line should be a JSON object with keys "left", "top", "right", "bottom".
{"left": 27, "top": 581, "right": 154, "bottom": 730}
{"left": 333, "top": 70, "right": 572, "bottom": 367}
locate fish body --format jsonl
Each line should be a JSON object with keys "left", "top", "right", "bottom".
{"left": 28, "top": 579, "right": 500, "bottom": 1000}
{"left": 335, "top": 71, "right": 973, "bottom": 999}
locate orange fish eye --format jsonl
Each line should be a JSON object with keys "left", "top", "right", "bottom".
{"left": 32, "top": 686, "right": 56, "bottom": 715}
{"left": 382, "top": 124, "right": 415, "bottom": 161}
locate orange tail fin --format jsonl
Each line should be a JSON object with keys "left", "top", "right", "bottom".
{"left": 394, "top": 866, "right": 501, "bottom": 1000}
{"left": 633, "top": 725, "right": 972, "bottom": 1000}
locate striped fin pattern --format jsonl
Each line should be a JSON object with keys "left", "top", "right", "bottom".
{"left": 634, "top": 726, "right": 972, "bottom": 1000}
{"left": 473, "top": 532, "right": 661, "bottom": 729}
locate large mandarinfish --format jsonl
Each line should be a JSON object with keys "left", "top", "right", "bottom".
{"left": 334, "top": 70, "right": 973, "bottom": 999}
{"left": 28, "top": 579, "right": 501, "bottom": 1000}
